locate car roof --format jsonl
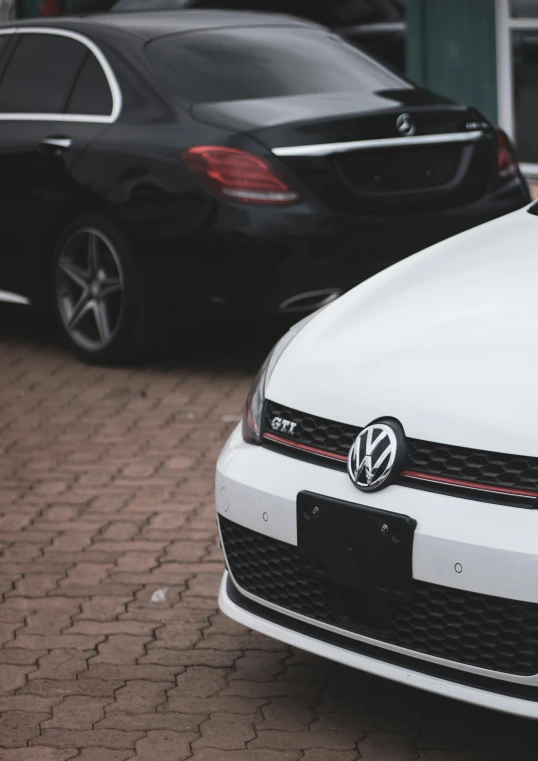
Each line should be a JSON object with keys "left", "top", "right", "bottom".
{"left": 9, "top": 10, "right": 318, "bottom": 41}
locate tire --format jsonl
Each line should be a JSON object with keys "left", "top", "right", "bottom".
{"left": 51, "top": 214, "right": 148, "bottom": 365}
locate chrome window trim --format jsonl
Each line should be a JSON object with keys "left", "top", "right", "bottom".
{"left": 272, "top": 130, "right": 486, "bottom": 158}
{"left": 0, "top": 26, "right": 121, "bottom": 123}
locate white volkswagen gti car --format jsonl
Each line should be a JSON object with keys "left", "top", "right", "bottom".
{"left": 216, "top": 203, "right": 538, "bottom": 718}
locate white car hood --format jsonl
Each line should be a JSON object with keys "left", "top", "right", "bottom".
{"left": 266, "top": 207, "right": 538, "bottom": 456}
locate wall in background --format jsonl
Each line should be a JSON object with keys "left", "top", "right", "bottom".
{"left": 406, "top": 0, "right": 498, "bottom": 124}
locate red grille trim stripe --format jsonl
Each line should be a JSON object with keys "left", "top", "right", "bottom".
{"left": 263, "top": 432, "right": 348, "bottom": 462}
{"left": 264, "top": 433, "right": 538, "bottom": 499}
{"left": 401, "top": 470, "right": 538, "bottom": 499}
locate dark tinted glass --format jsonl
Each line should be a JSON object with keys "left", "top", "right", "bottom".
{"left": 513, "top": 29, "right": 538, "bottom": 163}
{"left": 146, "top": 27, "right": 409, "bottom": 104}
{"left": 66, "top": 52, "right": 113, "bottom": 115}
{"left": 0, "top": 34, "right": 87, "bottom": 113}
{"left": 511, "top": 0, "right": 538, "bottom": 17}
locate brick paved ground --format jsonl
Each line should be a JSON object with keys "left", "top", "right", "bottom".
{"left": 0, "top": 306, "right": 537, "bottom": 760}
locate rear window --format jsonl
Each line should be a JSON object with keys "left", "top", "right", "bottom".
{"left": 145, "top": 26, "right": 409, "bottom": 104}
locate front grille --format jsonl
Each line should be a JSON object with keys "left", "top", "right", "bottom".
{"left": 263, "top": 400, "right": 358, "bottom": 459}
{"left": 262, "top": 400, "right": 538, "bottom": 506}
{"left": 220, "top": 516, "right": 538, "bottom": 676}
{"left": 406, "top": 438, "right": 538, "bottom": 493}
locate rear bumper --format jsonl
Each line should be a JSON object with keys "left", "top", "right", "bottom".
{"left": 144, "top": 182, "right": 529, "bottom": 318}
{"left": 220, "top": 572, "right": 538, "bottom": 718}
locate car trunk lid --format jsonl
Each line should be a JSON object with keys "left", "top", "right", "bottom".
{"left": 192, "top": 93, "right": 496, "bottom": 213}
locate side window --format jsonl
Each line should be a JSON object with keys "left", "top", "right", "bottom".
{"left": 0, "top": 33, "right": 87, "bottom": 114}
{"left": 65, "top": 52, "right": 113, "bottom": 116}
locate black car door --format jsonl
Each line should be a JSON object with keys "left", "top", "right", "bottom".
{"left": 0, "top": 28, "right": 116, "bottom": 298}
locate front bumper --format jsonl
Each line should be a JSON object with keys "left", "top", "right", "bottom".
{"left": 220, "top": 572, "right": 538, "bottom": 718}
{"left": 216, "top": 425, "right": 538, "bottom": 716}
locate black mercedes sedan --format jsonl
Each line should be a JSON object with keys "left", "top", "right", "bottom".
{"left": 0, "top": 11, "right": 529, "bottom": 363}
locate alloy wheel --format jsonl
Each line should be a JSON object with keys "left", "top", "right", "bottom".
{"left": 55, "top": 228, "right": 124, "bottom": 352}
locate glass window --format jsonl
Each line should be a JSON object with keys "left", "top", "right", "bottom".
{"left": 0, "top": 33, "right": 87, "bottom": 113}
{"left": 510, "top": 0, "right": 538, "bottom": 18}
{"left": 512, "top": 30, "right": 538, "bottom": 163}
{"left": 146, "top": 27, "right": 410, "bottom": 105}
{"left": 66, "top": 51, "right": 113, "bottom": 115}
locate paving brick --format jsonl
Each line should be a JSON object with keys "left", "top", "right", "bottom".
{"left": 258, "top": 697, "right": 315, "bottom": 732}
{"left": 195, "top": 712, "right": 257, "bottom": 750}
{"left": 20, "top": 679, "right": 124, "bottom": 699}
{"left": 140, "top": 647, "right": 239, "bottom": 669}
{"left": 0, "top": 750, "right": 78, "bottom": 761}
{"left": 76, "top": 596, "right": 132, "bottom": 621}
{"left": 0, "top": 695, "right": 62, "bottom": 712}
{"left": 29, "top": 649, "right": 88, "bottom": 681}
{"left": 164, "top": 541, "right": 208, "bottom": 563}
{"left": 417, "top": 711, "right": 476, "bottom": 752}
{"left": 106, "top": 680, "right": 170, "bottom": 714}
{"left": 221, "top": 680, "right": 318, "bottom": 700}
{"left": 170, "top": 666, "right": 228, "bottom": 698}
{"left": 25, "top": 610, "right": 74, "bottom": 636}
{"left": 356, "top": 733, "right": 418, "bottom": 761}
{"left": 79, "top": 664, "right": 181, "bottom": 683}
{"left": 0, "top": 649, "right": 46, "bottom": 666}
{"left": 72, "top": 750, "right": 135, "bottom": 761}
{"left": 11, "top": 575, "right": 61, "bottom": 598}
{"left": 251, "top": 729, "right": 360, "bottom": 752}
{"left": 0, "top": 710, "right": 49, "bottom": 747}
{"left": 0, "top": 664, "right": 34, "bottom": 693}
{"left": 164, "top": 694, "right": 268, "bottom": 716}
{"left": 98, "top": 712, "right": 205, "bottom": 732}
{"left": 60, "top": 563, "right": 110, "bottom": 587}
{"left": 99, "top": 523, "right": 141, "bottom": 541}
{"left": 67, "top": 620, "right": 155, "bottom": 636}
{"left": 91, "top": 635, "right": 151, "bottom": 664}
{"left": 191, "top": 752, "right": 299, "bottom": 761}
{"left": 231, "top": 651, "right": 288, "bottom": 682}
{"left": 31, "top": 728, "right": 144, "bottom": 749}
{"left": 7, "top": 634, "right": 104, "bottom": 651}
{"left": 42, "top": 696, "right": 109, "bottom": 730}
{"left": 132, "top": 730, "right": 197, "bottom": 761}
{"left": 302, "top": 752, "right": 361, "bottom": 761}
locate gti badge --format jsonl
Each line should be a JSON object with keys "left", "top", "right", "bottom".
{"left": 348, "top": 419, "right": 407, "bottom": 492}
{"left": 396, "top": 113, "right": 416, "bottom": 137}
{"left": 271, "top": 416, "right": 297, "bottom": 434}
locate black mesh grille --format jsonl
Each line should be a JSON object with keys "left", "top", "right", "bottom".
{"left": 262, "top": 400, "right": 538, "bottom": 498}
{"left": 263, "top": 400, "right": 358, "bottom": 456}
{"left": 220, "top": 516, "right": 538, "bottom": 676}
{"left": 406, "top": 439, "right": 538, "bottom": 492}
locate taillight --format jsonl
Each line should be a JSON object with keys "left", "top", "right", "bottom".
{"left": 180, "top": 146, "right": 300, "bottom": 205}
{"left": 497, "top": 129, "right": 518, "bottom": 182}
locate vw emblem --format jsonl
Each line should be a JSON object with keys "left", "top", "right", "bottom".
{"left": 396, "top": 113, "right": 416, "bottom": 137}
{"left": 348, "top": 420, "right": 406, "bottom": 492}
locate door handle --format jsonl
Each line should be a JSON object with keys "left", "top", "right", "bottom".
{"left": 39, "top": 137, "right": 72, "bottom": 152}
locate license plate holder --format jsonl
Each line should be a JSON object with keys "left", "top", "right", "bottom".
{"left": 297, "top": 491, "right": 416, "bottom": 601}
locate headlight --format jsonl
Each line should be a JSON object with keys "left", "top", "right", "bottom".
{"left": 242, "top": 314, "right": 316, "bottom": 444}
